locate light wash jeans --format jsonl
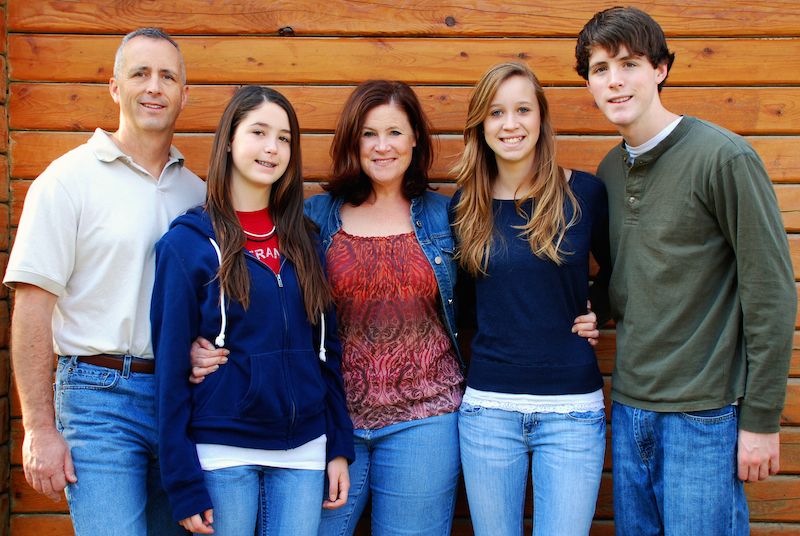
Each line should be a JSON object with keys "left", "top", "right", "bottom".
{"left": 318, "top": 411, "right": 460, "bottom": 536}
{"left": 612, "top": 401, "right": 750, "bottom": 536}
{"left": 55, "top": 356, "right": 186, "bottom": 536}
{"left": 202, "top": 464, "right": 323, "bottom": 536}
{"left": 459, "top": 402, "right": 605, "bottom": 536}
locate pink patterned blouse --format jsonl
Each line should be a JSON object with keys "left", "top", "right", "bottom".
{"left": 326, "top": 230, "right": 463, "bottom": 429}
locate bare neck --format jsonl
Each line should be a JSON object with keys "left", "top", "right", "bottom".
{"left": 111, "top": 128, "right": 174, "bottom": 180}
{"left": 621, "top": 105, "right": 680, "bottom": 148}
{"left": 493, "top": 158, "right": 534, "bottom": 200}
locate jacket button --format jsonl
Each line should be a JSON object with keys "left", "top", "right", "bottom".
{"left": 416, "top": 220, "right": 423, "bottom": 227}
{"left": 434, "top": 256, "right": 442, "bottom": 264}
{"left": 448, "top": 298, "right": 453, "bottom": 304}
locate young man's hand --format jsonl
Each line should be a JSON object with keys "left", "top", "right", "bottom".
{"left": 737, "top": 430, "right": 780, "bottom": 482}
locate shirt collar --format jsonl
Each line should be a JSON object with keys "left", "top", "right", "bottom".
{"left": 87, "top": 128, "right": 185, "bottom": 167}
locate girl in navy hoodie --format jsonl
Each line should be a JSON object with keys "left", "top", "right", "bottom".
{"left": 151, "top": 86, "right": 354, "bottom": 535}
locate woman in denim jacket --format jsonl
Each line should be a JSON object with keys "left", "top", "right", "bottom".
{"left": 304, "top": 80, "right": 465, "bottom": 536}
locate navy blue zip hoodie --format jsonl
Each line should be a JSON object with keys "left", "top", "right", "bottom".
{"left": 151, "top": 206, "right": 354, "bottom": 523}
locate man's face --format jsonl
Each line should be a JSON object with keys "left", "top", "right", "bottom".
{"left": 585, "top": 45, "right": 667, "bottom": 138}
{"left": 109, "top": 36, "right": 188, "bottom": 137}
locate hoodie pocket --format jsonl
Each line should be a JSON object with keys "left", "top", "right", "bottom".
{"left": 237, "top": 350, "right": 326, "bottom": 421}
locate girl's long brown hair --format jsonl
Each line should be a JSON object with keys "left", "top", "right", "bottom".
{"left": 205, "top": 85, "right": 331, "bottom": 321}
{"left": 452, "top": 62, "right": 579, "bottom": 276}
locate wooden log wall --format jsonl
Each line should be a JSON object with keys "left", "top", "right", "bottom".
{"left": 3, "top": 1, "right": 800, "bottom": 534}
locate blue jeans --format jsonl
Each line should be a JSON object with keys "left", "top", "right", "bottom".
{"left": 459, "top": 403, "right": 605, "bottom": 536}
{"left": 318, "top": 412, "right": 460, "bottom": 536}
{"left": 202, "top": 465, "right": 323, "bottom": 536}
{"left": 611, "top": 402, "right": 749, "bottom": 536}
{"left": 55, "top": 356, "right": 186, "bottom": 536}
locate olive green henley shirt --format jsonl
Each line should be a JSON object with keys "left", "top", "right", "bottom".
{"left": 598, "top": 116, "right": 795, "bottom": 433}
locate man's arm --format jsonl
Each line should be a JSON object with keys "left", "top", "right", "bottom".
{"left": 11, "top": 283, "right": 76, "bottom": 500}
{"left": 711, "top": 149, "right": 796, "bottom": 482}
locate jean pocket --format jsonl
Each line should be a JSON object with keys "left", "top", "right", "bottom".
{"left": 566, "top": 408, "right": 606, "bottom": 422}
{"left": 56, "top": 361, "right": 119, "bottom": 391}
{"left": 458, "top": 401, "right": 485, "bottom": 416}
{"left": 679, "top": 406, "right": 736, "bottom": 424}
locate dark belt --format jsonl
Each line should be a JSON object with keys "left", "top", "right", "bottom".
{"left": 77, "top": 354, "right": 155, "bottom": 374}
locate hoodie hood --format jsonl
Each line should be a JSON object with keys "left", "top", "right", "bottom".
{"left": 169, "top": 205, "right": 216, "bottom": 238}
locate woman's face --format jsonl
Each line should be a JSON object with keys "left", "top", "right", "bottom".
{"left": 482, "top": 75, "right": 541, "bottom": 168}
{"left": 229, "top": 101, "right": 291, "bottom": 195}
{"left": 358, "top": 103, "right": 417, "bottom": 189}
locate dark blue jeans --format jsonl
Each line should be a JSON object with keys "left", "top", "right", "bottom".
{"left": 612, "top": 401, "right": 749, "bottom": 536}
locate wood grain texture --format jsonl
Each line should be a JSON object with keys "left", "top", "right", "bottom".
{"left": 11, "top": 470, "right": 66, "bottom": 513}
{"left": 7, "top": 509, "right": 800, "bottom": 536}
{"left": 0, "top": 56, "right": 7, "bottom": 103}
{"left": 8, "top": 1, "right": 800, "bottom": 37}
{"left": 9, "top": 466, "right": 800, "bottom": 522}
{"left": 778, "top": 186, "right": 800, "bottom": 232}
{"left": 10, "top": 83, "right": 800, "bottom": 136}
{"left": 9, "top": 35, "right": 800, "bottom": 85}
{"left": 10, "top": 515, "right": 73, "bottom": 536}
{"left": 10, "top": 131, "right": 800, "bottom": 185}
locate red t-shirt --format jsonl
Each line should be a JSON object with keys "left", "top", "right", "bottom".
{"left": 236, "top": 209, "right": 280, "bottom": 274}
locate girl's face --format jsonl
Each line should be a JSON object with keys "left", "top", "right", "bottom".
{"left": 358, "top": 103, "right": 416, "bottom": 189}
{"left": 482, "top": 75, "right": 541, "bottom": 167}
{"left": 230, "top": 101, "right": 291, "bottom": 196}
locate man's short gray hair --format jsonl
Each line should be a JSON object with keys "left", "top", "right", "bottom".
{"left": 113, "top": 27, "right": 186, "bottom": 83}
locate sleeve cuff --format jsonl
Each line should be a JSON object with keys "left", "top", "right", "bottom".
{"left": 738, "top": 403, "right": 782, "bottom": 433}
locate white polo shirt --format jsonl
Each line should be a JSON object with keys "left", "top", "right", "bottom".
{"left": 4, "top": 129, "right": 206, "bottom": 358}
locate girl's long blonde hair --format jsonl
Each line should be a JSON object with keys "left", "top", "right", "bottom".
{"left": 452, "top": 62, "right": 579, "bottom": 276}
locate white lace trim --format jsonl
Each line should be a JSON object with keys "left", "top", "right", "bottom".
{"left": 463, "top": 387, "right": 604, "bottom": 414}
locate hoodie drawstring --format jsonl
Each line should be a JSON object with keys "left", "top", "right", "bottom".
{"left": 208, "top": 236, "right": 327, "bottom": 363}
{"left": 318, "top": 313, "right": 327, "bottom": 363}
{"left": 208, "top": 238, "right": 227, "bottom": 348}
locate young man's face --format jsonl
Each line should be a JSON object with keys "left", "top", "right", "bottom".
{"left": 586, "top": 45, "right": 667, "bottom": 140}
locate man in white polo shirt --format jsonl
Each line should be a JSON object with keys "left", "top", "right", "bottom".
{"left": 4, "top": 28, "right": 205, "bottom": 534}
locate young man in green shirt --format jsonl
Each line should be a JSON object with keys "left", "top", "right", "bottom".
{"left": 576, "top": 7, "right": 795, "bottom": 535}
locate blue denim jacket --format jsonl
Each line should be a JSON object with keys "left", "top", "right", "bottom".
{"left": 305, "top": 191, "right": 462, "bottom": 366}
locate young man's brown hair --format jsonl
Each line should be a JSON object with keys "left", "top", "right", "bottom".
{"left": 575, "top": 6, "right": 675, "bottom": 92}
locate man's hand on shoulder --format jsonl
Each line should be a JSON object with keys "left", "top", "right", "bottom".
{"left": 737, "top": 429, "right": 780, "bottom": 482}
{"left": 22, "top": 426, "right": 76, "bottom": 501}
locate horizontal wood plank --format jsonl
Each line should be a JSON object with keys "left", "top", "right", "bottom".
{"left": 0, "top": 56, "right": 7, "bottom": 103}
{"left": 10, "top": 515, "right": 73, "bottom": 536}
{"left": 10, "top": 417, "right": 800, "bottom": 483}
{"left": 747, "top": 475, "right": 800, "bottom": 522}
{"left": 791, "top": 236, "right": 800, "bottom": 283}
{"left": 9, "top": 35, "right": 800, "bottom": 85}
{"left": 10, "top": 132, "right": 800, "bottom": 185}
{"left": 11, "top": 470, "right": 66, "bottom": 513}
{"left": 778, "top": 186, "right": 800, "bottom": 232}
{"left": 8, "top": 1, "right": 800, "bottom": 37}
{"left": 11, "top": 465, "right": 800, "bottom": 522}
{"left": 7, "top": 509, "right": 800, "bottom": 536}
{"left": 10, "top": 84, "right": 800, "bottom": 136}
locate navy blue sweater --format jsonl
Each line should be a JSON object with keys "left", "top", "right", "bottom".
{"left": 151, "top": 207, "right": 354, "bottom": 522}
{"left": 453, "top": 170, "right": 611, "bottom": 395}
